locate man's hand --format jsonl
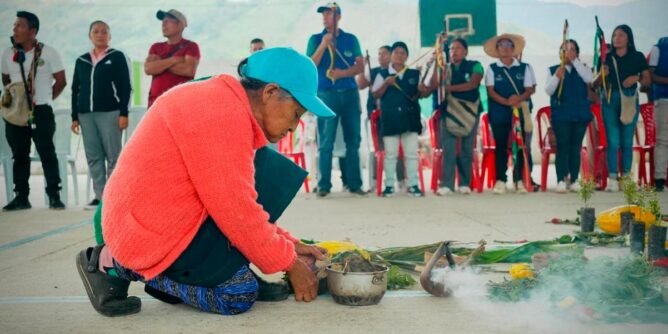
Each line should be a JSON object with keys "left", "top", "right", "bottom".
{"left": 327, "top": 69, "right": 345, "bottom": 81}
{"left": 286, "top": 258, "right": 319, "bottom": 302}
{"left": 320, "top": 33, "right": 333, "bottom": 48}
{"left": 622, "top": 75, "right": 639, "bottom": 88}
{"left": 601, "top": 65, "right": 609, "bottom": 77}
{"left": 507, "top": 94, "right": 521, "bottom": 107}
{"left": 555, "top": 66, "right": 565, "bottom": 80}
{"left": 295, "top": 243, "right": 328, "bottom": 260}
{"left": 384, "top": 75, "right": 397, "bottom": 87}
{"left": 119, "top": 116, "right": 128, "bottom": 130}
{"left": 71, "top": 121, "right": 80, "bottom": 135}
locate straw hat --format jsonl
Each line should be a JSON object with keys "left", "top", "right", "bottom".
{"left": 483, "top": 34, "right": 526, "bottom": 58}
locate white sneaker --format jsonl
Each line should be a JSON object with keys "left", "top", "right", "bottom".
{"left": 569, "top": 181, "right": 581, "bottom": 192}
{"left": 459, "top": 186, "right": 472, "bottom": 195}
{"left": 516, "top": 183, "right": 528, "bottom": 194}
{"left": 493, "top": 181, "right": 507, "bottom": 194}
{"left": 556, "top": 181, "right": 568, "bottom": 193}
{"left": 606, "top": 178, "right": 618, "bottom": 192}
{"left": 436, "top": 187, "right": 453, "bottom": 196}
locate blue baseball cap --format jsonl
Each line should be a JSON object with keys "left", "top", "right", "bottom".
{"left": 317, "top": 2, "right": 341, "bottom": 15}
{"left": 242, "top": 47, "right": 335, "bottom": 118}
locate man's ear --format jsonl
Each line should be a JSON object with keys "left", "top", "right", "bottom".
{"left": 261, "top": 83, "right": 280, "bottom": 104}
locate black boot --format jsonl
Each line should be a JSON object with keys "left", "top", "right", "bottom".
{"left": 2, "top": 195, "right": 31, "bottom": 211}
{"left": 253, "top": 272, "right": 290, "bottom": 302}
{"left": 48, "top": 193, "right": 65, "bottom": 210}
{"left": 655, "top": 179, "right": 665, "bottom": 192}
{"left": 76, "top": 245, "right": 141, "bottom": 317}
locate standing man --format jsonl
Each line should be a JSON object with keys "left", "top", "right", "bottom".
{"left": 648, "top": 37, "right": 668, "bottom": 192}
{"left": 250, "top": 38, "right": 265, "bottom": 53}
{"left": 144, "top": 9, "right": 200, "bottom": 107}
{"left": 307, "top": 2, "right": 366, "bottom": 197}
{"left": 2, "top": 11, "right": 66, "bottom": 211}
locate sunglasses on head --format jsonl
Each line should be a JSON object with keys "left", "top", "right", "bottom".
{"left": 497, "top": 40, "right": 514, "bottom": 48}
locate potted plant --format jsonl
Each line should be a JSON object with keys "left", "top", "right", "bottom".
{"left": 578, "top": 178, "right": 596, "bottom": 233}
{"left": 619, "top": 176, "right": 639, "bottom": 235}
{"left": 641, "top": 186, "right": 666, "bottom": 261}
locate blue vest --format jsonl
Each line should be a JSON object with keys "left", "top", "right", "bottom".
{"left": 488, "top": 63, "right": 527, "bottom": 124}
{"left": 653, "top": 41, "right": 668, "bottom": 100}
{"left": 310, "top": 29, "right": 359, "bottom": 92}
{"left": 378, "top": 68, "right": 422, "bottom": 136}
{"left": 548, "top": 65, "right": 592, "bottom": 123}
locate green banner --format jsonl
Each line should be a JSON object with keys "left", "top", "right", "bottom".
{"left": 419, "top": 0, "right": 497, "bottom": 47}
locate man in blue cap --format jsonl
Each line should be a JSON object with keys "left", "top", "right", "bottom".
{"left": 76, "top": 47, "right": 333, "bottom": 317}
{"left": 307, "top": 2, "right": 366, "bottom": 197}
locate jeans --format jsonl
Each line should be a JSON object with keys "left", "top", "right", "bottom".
{"left": 654, "top": 99, "right": 668, "bottom": 180}
{"left": 79, "top": 111, "right": 122, "bottom": 200}
{"left": 440, "top": 118, "right": 478, "bottom": 190}
{"left": 4, "top": 105, "right": 61, "bottom": 197}
{"left": 552, "top": 120, "right": 589, "bottom": 183}
{"left": 317, "top": 89, "right": 363, "bottom": 191}
{"left": 383, "top": 132, "right": 419, "bottom": 188}
{"left": 602, "top": 89, "right": 639, "bottom": 177}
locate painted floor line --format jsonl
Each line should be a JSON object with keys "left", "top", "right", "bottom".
{"left": 0, "top": 291, "right": 431, "bottom": 304}
{"left": 0, "top": 220, "right": 91, "bottom": 252}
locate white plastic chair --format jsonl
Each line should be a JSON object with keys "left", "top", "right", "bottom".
{"left": 30, "top": 108, "right": 79, "bottom": 206}
{"left": 0, "top": 122, "right": 14, "bottom": 202}
{"left": 85, "top": 106, "right": 147, "bottom": 202}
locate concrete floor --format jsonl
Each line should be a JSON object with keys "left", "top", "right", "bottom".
{"left": 0, "top": 171, "right": 667, "bottom": 334}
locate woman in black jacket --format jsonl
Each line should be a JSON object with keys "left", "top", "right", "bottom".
{"left": 71, "top": 20, "right": 131, "bottom": 208}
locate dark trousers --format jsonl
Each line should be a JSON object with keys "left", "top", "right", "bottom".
{"left": 4, "top": 105, "right": 61, "bottom": 197}
{"left": 552, "top": 120, "right": 589, "bottom": 183}
{"left": 491, "top": 122, "right": 531, "bottom": 183}
{"left": 317, "top": 89, "right": 363, "bottom": 191}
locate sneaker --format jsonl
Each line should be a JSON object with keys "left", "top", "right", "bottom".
{"left": 436, "top": 187, "right": 453, "bottom": 196}
{"left": 459, "top": 186, "right": 472, "bottom": 195}
{"left": 556, "top": 181, "right": 568, "bottom": 193}
{"left": 569, "top": 181, "right": 581, "bottom": 192}
{"left": 316, "top": 189, "right": 330, "bottom": 198}
{"left": 349, "top": 188, "right": 368, "bottom": 196}
{"left": 85, "top": 199, "right": 100, "bottom": 211}
{"left": 382, "top": 186, "right": 395, "bottom": 197}
{"left": 2, "top": 196, "right": 31, "bottom": 211}
{"left": 407, "top": 185, "right": 424, "bottom": 197}
{"left": 76, "top": 246, "right": 141, "bottom": 317}
{"left": 49, "top": 195, "right": 66, "bottom": 210}
{"left": 606, "top": 178, "right": 619, "bottom": 192}
{"left": 655, "top": 179, "right": 665, "bottom": 192}
{"left": 516, "top": 183, "right": 528, "bottom": 194}
{"left": 493, "top": 181, "right": 507, "bottom": 194}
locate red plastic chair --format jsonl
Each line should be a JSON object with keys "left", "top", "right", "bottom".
{"left": 370, "top": 110, "right": 385, "bottom": 196}
{"left": 278, "top": 119, "right": 310, "bottom": 192}
{"left": 634, "top": 103, "right": 656, "bottom": 186}
{"left": 478, "top": 113, "right": 496, "bottom": 192}
{"left": 370, "top": 109, "right": 425, "bottom": 196}
{"left": 536, "top": 106, "right": 556, "bottom": 192}
{"left": 429, "top": 111, "right": 443, "bottom": 193}
{"left": 580, "top": 103, "right": 608, "bottom": 190}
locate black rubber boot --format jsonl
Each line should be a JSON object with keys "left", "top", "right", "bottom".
{"left": 253, "top": 273, "right": 290, "bottom": 302}
{"left": 76, "top": 246, "right": 141, "bottom": 317}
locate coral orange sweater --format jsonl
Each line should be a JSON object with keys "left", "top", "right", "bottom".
{"left": 102, "top": 75, "right": 298, "bottom": 280}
